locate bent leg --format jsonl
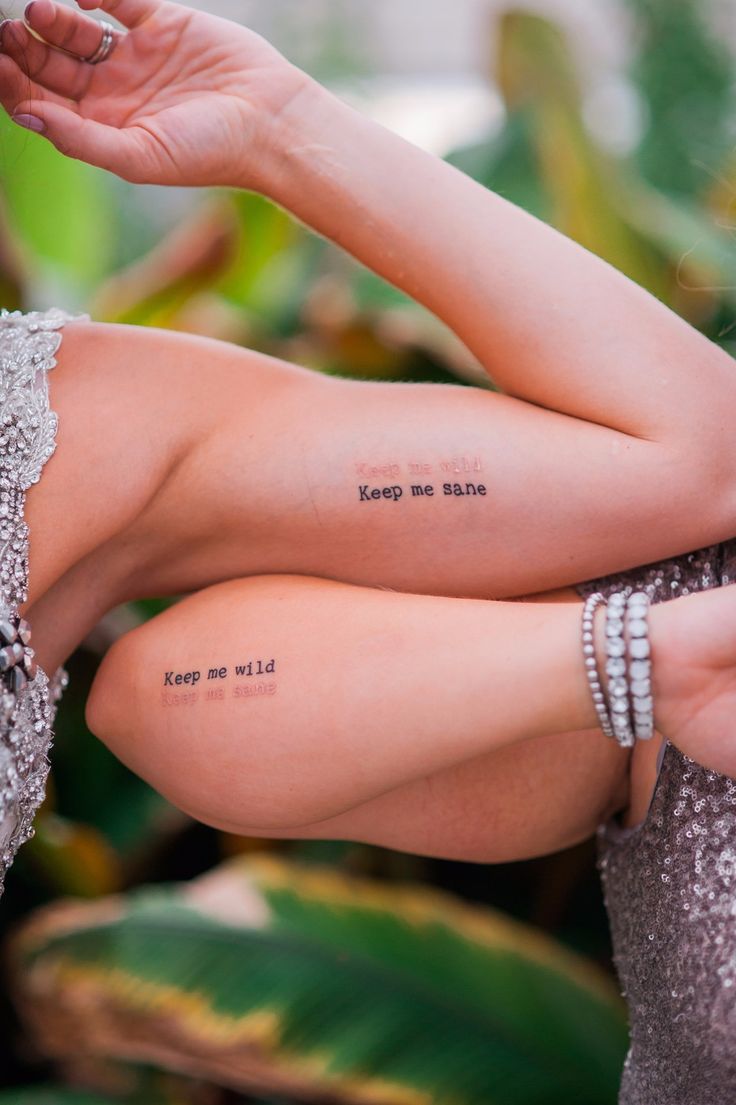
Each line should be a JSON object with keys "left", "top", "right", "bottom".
{"left": 84, "top": 573, "right": 616, "bottom": 835}
{"left": 199, "top": 731, "right": 629, "bottom": 864}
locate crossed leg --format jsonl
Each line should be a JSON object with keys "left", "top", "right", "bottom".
{"left": 85, "top": 573, "right": 631, "bottom": 863}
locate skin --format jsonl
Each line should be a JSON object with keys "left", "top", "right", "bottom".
{"left": 1, "top": 0, "right": 735, "bottom": 860}
{"left": 86, "top": 577, "right": 736, "bottom": 848}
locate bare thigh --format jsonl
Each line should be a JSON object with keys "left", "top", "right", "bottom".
{"left": 85, "top": 575, "right": 631, "bottom": 862}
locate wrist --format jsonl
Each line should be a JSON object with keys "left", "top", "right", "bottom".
{"left": 583, "top": 591, "right": 656, "bottom": 747}
{"left": 241, "top": 70, "right": 336, "bottom": 198}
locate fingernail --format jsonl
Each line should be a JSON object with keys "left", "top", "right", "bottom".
{"left": 0, "top": 20, "right": 22, "bottom": 46}
{"left": 11, "top": 113, "right": 45, "bottom": 134}
{"left": 23, "top": 2, "right": 35, "bottom": 20}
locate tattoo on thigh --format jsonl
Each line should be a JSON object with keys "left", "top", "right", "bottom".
{"left": 160, "top": 658, "right": 278, "bottom": 707}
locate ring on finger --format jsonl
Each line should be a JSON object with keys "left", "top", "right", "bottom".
{"left": 83, "top": 19, "right": 118, "bottom": 64}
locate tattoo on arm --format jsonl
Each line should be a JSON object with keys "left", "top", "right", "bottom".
{"left": 355, "top": 455, "right": 486, "bottom": 504}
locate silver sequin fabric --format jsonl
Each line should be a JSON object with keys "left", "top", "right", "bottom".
{"left": 0, "top": 307, "right": 88, "bottom": 900}
{"left": 577, "top": 543, "right": 736, "bottom": 1104}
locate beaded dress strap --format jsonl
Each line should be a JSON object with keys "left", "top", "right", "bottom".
{"left": 0, "top": 306, "right": 89, "bottom": 897}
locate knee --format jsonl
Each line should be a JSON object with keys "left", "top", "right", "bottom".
{"left": 84, "top": 624, "right": 144, "bottom": 754}
{"left": 84, "top": 621, "right": 218, "bottom": 824}
{"left": 83, "top": 580, "right": 342, "bottom": 833}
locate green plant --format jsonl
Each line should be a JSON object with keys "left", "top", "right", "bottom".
{"left": 8, "top": 854, "right": 627, "bottom": 1105}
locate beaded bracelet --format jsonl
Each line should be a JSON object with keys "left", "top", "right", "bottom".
{"left": 625, "top": 591, "right": 654, "bottom": 740}
{"left": 605, "top": 589, "right": 636, "bottom": 749}
{"left": 581, "top": 588, "right": 655, "bottom": 747}
{"left": 581, "top": 593, "right": 614, "bottom": 739}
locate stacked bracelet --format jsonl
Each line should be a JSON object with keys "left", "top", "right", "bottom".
{"left": 581, "top": 593, "right": 614, "bottom": 739}
{"left": 581, "top": 587, "right": 655, "bottom": 747}
{"left": 605, "top": 589, "right": 636, "bottom": 749}
{"left": 626, "top": 591, "right": 654, "bottom": 740}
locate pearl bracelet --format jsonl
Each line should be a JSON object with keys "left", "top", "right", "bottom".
{"left": 581, "top": 592, "right": 614, "bottom": 739}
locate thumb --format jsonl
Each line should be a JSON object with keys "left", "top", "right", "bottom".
{"left": 12, "top": 99, "right": 142, "bottom": 181}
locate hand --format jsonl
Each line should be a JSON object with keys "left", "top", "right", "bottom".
{"left": 0, "top": 0, "right": 310, "bottom": 187}
{"left": 651, "top": 585, "right": 736, "bottom": 778}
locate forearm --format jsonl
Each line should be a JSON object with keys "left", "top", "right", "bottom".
{"left": 87, "top": 575, "right": 601, "bottom": 830}
{"left": 251, "top": 78, "right": 736, "bottom": 444}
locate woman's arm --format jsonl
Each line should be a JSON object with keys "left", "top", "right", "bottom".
{"left": 4, "top": 1, "right": 736, "bottom": 596}
{"left": 192, "top": 730, "right": 631, "bottom": 864}
{"left": 41, "top": 320, "right": 731, "bottom": 612}
{"left": 256, "top": 78, "right": 735, "bottom": 447}
{"left": 3, "top": 0, "right": 735, "bottom": 455}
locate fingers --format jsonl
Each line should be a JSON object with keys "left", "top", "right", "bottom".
{"left": 8, "top": 93, "right": 145, "bottom": 179}
{"left": 23, "top": 0, "right": 122, "bottom": 65}
{"left": 0, "top": 51, "right": 72, "bottom": 115}
{"left": 0, "top": 46, "right": 146, "bottom": 180}
{"left": 75, "top": 0, "right": 160, "bottom": 31}
{"left": 0, "top": 18, "right": 91, "bottom": 102}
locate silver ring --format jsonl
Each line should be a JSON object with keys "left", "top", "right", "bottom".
{"left": 83, "top": 20, "right": 117, "bottom": 65}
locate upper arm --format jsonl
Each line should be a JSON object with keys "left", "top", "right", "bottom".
{"left": 50, "top": 318, "right": 736, "bottom": 608}
{"left": 130, "top": 351, "right": 736, "bottom": 603}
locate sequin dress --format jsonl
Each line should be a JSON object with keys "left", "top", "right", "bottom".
{"left": 0, "top": 307, "right": 88, "bottom": 899}
{"left": 576, "top": 543, "right": 736, "bottom": 1104}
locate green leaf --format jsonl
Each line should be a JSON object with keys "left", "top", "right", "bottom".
{"left": 22, "top": 813, "right": 121, "bottom": 898}
{"left": 0, "top": 1090, "right": 120, "bottom": 1105}
{"left": 0, "top": 114, "right": 114, "bottom": 294}
{"left": 625, "top": 0, "right": 736, "bottom": 198}
{"left": 611, "top": 179, "right": 736, "bottom": 306}
{"left": 11, "top": 855, "right": 627, "bottom": 1105}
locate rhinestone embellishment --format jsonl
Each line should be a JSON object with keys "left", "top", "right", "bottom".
{"left": 577, "top": 541, "right": 736, "bottom": 1100}
{"left": 0, "top": 307, "right": 88, "bottom": 899}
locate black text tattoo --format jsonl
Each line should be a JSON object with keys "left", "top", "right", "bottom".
{"left": 159, "top": 658, "right": 278, "bottom": 707}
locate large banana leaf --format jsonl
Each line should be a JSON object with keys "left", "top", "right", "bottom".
{"left": 7, "top": 854, "right": 627, "bottom": 1105}
{"left": 0, "top": 1084, "right": 288, "bottom": 1105}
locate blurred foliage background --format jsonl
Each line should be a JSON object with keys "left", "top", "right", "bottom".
{"left": 1, "top": 0, "right": 735, "bottom": 1102}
